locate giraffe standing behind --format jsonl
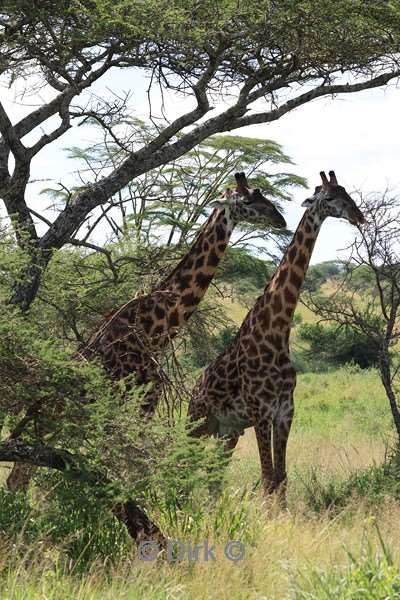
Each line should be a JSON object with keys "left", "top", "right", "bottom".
{"left": 76, "top": 172, "right": 286, "bottom": 415}
{"left": 7, "top": 173, "right": 285, "bottom": 491}
{"left": 188, "top": 171, "right": 364, "bottom": 500}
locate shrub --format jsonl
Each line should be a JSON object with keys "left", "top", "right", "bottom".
{"left": 299, "top": 451, "right": 400, "bottom": 514}
{"left": 294, "top": 531, "right": 400, "bottom": 599}
{"left": 302, "top": 261, "right": 344, "bottom": 292}
{"left": 0, "top": 304, "right": 232, "bottom": 569}
{"left": 298, "top": 322, "right": 380, "bottom": 369}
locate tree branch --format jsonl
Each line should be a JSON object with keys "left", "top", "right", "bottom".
{"left": 27, "top": 99, "right": 72, "bottom": 157}
{"left": 37, "top": 68, "right": 400, "bottom": 258}
{"left": 0, "top": 439, "right": 165, "bottom": 547}
{"left": 67, "top": 238, "right": 119, "bottom": 283}
{"left": 228, "top": 71, "right": 400, "bottom": 129}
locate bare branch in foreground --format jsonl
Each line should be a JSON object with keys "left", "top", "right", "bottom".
{"left": 0, "top": 439, "right": 165, "bottom": 548}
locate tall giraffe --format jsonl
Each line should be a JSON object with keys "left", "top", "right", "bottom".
{"left": 77, "top": 172, "right": 285, "bottom": 415}
{"left": 188, "top": 171, "right": 364, "bottom": 499}
{"left": 7, "top": 173, "right": 285, "bottom": 491}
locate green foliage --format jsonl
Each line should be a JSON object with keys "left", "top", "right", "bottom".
{"left": 303, "top": 461, "right": 400, "bottom": 513}
{"left": 345, "top": 264, "right": 377, "bottom": 290}
{"left": 298, "top": 322, "right": 380, "bottom": 369}
{"left": 0, "top": 304, "right": 92, "bottom": 431}
{"left": 62, "top": 125, "right": 301, "bottom": 251}
{"left": 213, "top": 325, "right": 238, "bottom": 356}
{"left": 0, "top": 224, "right": 33, "bottom": 297}
{"left": 4, "top": 0, "right": 400, "bottom": 78}
{"left": 293, "top": 366, "right": 390, "bottom": 439}
{"left": 295, "top": 538, "right": 400, "bottom": 599}
{"left": 303, "top": 260, "right": 344, "bottom": 292}
{"left": 0, "top": 484, "right": 128, "bottom": 570}
{"left": 300, "top": 458, "right": 400, "bottom": 515}
{"left": 0, "top": 489, "right": 36, "bottom": 541}
{"left": 0, "top": 300, "right": 231, "bottom": 568}
{"left": 216, "top": 247, "right": 274, "bottom": 290}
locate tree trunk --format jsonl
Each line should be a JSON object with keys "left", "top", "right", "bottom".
{"left": 380, "top": 351, "right": 400, "bottom": 443}
{"left": 9, "top": 262, "right": 44, "bottom": 311}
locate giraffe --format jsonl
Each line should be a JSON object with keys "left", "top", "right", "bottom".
{"left": 187, "top": 170, "right": 364, "bottom": 500}
{"left": 6, "top": 172, "right": 286, "bottom": 491}
{"left": 75, "top": 172, "right": 286, "bottom": 415}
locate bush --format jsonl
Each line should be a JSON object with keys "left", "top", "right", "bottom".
{"left": 302, "top": 261, "right": 344, "bottom": 292}
{"left": 216, "top": 247, "right": 274, "bottom": 291}
{"left": 299, "top": 452, "right": 400, "bottom": 514}
{"left": 295, "top": 551, "right": 400, "bottom": 599}
{"left": 294, "top": 528, "right": 400, "bottom": 600}
{"left": 298, "top": 322, "right": 380, "bottom": 369}
{"left": 0, "top": 304, "right": 232, "bottom": 569}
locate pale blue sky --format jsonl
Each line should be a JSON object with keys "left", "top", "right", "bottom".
{"left": 2, "top": 68, "right": 400, "bottom": 263}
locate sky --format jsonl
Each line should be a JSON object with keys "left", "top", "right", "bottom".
{"left": 1, "top": 68, "right": 400, "bottom": 264}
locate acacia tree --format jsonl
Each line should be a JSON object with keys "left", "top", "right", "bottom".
{"left": 1, "top": 0, "right": 400, "bottom": 309}
{"left": 54, "top": 124, "right": 302, "bottom": 254}
{"left": 304, "top": 192, "right": 400, "bottom": 441}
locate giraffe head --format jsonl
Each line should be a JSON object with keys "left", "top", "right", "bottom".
{"left": 301, "top": 171, "right": 364, "bottom": 225}
{"left": 212, "top": 171, "right": 286, "bottom": 229}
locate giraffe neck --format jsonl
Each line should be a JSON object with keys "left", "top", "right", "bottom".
{"left": 259, "top": 207, "right": 324, "bottom": 333}
{"left": 158, "top": 207, "right": 235, "bottom": 318}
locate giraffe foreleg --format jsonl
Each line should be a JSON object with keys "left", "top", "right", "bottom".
{"left": 254, "top": 420, "right": 274, "bottom": 495}
{"left": 272, "top": 393, "right": 294, "bottom": 505}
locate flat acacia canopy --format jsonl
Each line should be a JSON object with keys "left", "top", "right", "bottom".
{"left": 0, "top": 0, "right": 400, "bottom": 308}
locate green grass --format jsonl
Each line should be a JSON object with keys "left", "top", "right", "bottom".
{"left": 294, "top": 366, "right": 390, "bottom": 439}
{"left": 1, "top": 366, "right": 399, "bottom": 599}
{"left": 294, "top": 546, "right": 400, "bottom": 599}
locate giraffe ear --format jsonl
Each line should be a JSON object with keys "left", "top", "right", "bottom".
{"left": 209, "top": 199, "right": 225, "bottom": 208}
{"left": 302, "top": 186, "right": 320, "bottom": 207}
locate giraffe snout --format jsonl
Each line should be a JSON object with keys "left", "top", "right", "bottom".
{"left": 272, "top": 213, "right": 287, "bottom": 229}
{"left": 350, "top": 206, "right": 365, "bottom": 225}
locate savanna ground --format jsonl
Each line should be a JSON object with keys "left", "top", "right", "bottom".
{"left": 1, "top": 364, "right": 399, "bottom": 599}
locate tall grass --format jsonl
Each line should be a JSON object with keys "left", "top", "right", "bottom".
{"left": 1, "top": 366, "right": 399, "bottom": 599}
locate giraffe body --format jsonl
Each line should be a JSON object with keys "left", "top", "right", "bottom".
{"left": 188, "top": 171, "right": 364, "bottom": 497}
{"left": 78, "top": 181, "right": 285, "bottom": 413}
